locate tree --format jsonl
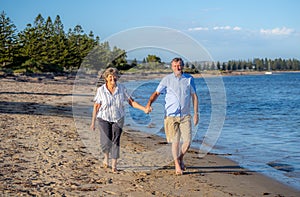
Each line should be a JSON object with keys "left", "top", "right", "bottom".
{"left": 53, "top": 15, "right": 64, "bottom": 35}
{"left": 17, "top": 23, "right": 37, "bottom": 71}
{"left": 111, "top": 46, "right": 128, "bottom": 69}
{"left": 216, "top": 61, "right": 221, "bottom": 70}
{"left": 51, "top": 15, "right": 68, "bottom": 68}
{"left": 66, "top": 25, "right": 99, "bottom": 70}
{"left": 1, "top": 12, "right": 128, "bottom": 73}
{"left": 18, "top": 14, "right": 45, "bottom": 66}
{"left": 146, "top": 54, "right": 161, "bottom": 63}
{"left": 253, "top": 58, "right": 263, "bottom": 71}
{"left": 222, "top": 62, "right": 227, "bottom": 71}
{"left": 144, "top": 54, "right": 162, "bottom": 69}
{"left": 82, "top": 41, "right": 111, "bottom": 70}
{"left": 0, "top": 11, "right": 17, "bottom": 67}
{"left": 42, "top": 16, "right": 54, "bottom": 63}
{"left": 131, "top": 58, "right": 138, "bottom": 68}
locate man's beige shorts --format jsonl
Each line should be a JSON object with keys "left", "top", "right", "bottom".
{"left": 164, "top": 115, "right": 191, "bottom": 143}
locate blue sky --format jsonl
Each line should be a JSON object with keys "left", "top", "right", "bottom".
{"left": 1, "top": 0, "right": 300, "bottom": 62}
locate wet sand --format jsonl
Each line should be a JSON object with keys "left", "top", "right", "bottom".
{"left": 0, "top": 74, "right": 299, "bottom": 196}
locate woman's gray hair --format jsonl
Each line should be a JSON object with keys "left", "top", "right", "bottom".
{"left": 102, "top": 67, "right": 120, "bottom": 79}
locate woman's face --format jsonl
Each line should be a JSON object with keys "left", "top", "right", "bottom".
{"left": 106, "top": 74, "right": 118, "bottom": 85}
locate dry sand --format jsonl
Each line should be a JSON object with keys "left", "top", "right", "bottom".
{"left": 0, "top": 74, "right": 299, "bottom": 196}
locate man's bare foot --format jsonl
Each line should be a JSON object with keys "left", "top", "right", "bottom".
{"left": 175, "top": 169, "right": 183, "bottom": 175}
{"left": 175, "top": 162, "right": 183, "bottom": 175}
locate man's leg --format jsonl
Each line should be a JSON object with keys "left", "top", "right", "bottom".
{"left": 172, "top": 141, "right": 182, "bottom": 174}
{"left": 165, "top": 117, "right": 182, "bottom": 174}
{"left": 179, "top": 115, "right": 192, "bottom": 170}
{"left": 179, "top": 141, "right": 190, "bottom": 170}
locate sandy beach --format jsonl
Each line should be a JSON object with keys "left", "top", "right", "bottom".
{"left": 1, "top": 74, "right": 299, "bottom": 196}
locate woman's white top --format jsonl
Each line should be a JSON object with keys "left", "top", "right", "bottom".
{"left": 94, "top": 83, "right": 130, "bottom": 122}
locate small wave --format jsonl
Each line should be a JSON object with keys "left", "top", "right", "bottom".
{"left": 267, "top": 162, "right": 295, "bottom": 172}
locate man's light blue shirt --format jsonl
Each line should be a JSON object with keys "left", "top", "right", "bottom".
{"left": 156, "top": 73, "right": 196, "bottom": 117}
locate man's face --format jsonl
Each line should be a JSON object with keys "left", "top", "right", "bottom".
{"left": 171, "top": 60, "right": 183, "bottom": 76}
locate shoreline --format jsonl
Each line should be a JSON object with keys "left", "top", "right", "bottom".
{"left": 1, "top": 76, "right": 299, "bottom": 196}
{"left": 2, "top": 69, "right": 300, "bottom": 82}
{"left": 122, "top": 128, "right": 300, "bottom": 194}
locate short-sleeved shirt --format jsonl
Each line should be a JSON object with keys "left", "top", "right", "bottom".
{"left": 156, "top": 73, "right": 196, "bottom": 117}
{"left": 94, "top": 83, "right": 131, "bottom": 122}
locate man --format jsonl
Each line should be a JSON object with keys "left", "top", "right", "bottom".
{"left": 146, "top": 57, "right": 199, "bottom": 175}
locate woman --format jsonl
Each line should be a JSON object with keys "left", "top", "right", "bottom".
{"left": 90, "top": 67, "right": 149, "bottom": 172}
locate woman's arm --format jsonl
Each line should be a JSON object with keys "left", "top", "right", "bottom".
{"left": 128, "top": 98, "right": 151, "bottom": 114}
{"left": 90, "top": 103, "right": 101, "bottom": 130}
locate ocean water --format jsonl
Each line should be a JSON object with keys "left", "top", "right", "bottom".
{"left": 123, "top": 72, "right": 300, "bottom": 190}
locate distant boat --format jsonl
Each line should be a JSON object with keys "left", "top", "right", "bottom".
{"left": 265, "top": 71, "right": 272, "bottom": 75}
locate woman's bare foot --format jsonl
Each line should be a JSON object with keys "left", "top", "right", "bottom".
{"left": 102, "top": 161, "right": 109, "bottom": 168}
{"left": 111, "top": 159, "right": 117, "bottom": 173}
{"left": 111, "top": 168, "right": 118, "bottom": 173}
{"left": 103, "top": 153, "right": 109, "bottom": 168}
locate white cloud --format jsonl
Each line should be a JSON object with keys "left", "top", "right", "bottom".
{"left": 233, "top": 26, "right": 242, "bottom": 31}
{"left": 260, "top": 27, "right": 294, "bottom": 35}
{"left": 188, "top": 27, "right": 209, "bottom": 31}
{"left": 187, "top": 25, "right": 242, "bottom": 32}
{"left": 213, "top": 26, "right": 231, "bottom": 30}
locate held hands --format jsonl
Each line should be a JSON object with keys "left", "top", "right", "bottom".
{"left": 144, "top": 105, "right": 152, "bottom": 114}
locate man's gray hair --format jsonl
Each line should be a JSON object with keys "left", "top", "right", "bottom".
{"left": 171, "top": 57, "right": 184, "bottom": 66}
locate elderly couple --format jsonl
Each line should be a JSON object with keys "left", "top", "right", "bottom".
{"left": 90, "top": 57, "right": 199, "bottom": 175}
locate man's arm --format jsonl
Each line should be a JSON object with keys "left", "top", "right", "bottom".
{"left": 146, "top": 91, "right": 160, "bottom": 111}
{"left": 192, "top": 93, "right": 199, "bottom": 125}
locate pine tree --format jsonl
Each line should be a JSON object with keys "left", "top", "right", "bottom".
{"left": 0, "top": 11, "right": 17, "bottom": 67}
{"left": 65, "top": 26, "right": 83, "bottom": 70}
{"left": 52, "top": 15, "right": 68, "bottom": 69}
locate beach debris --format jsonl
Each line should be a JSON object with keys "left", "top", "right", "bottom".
{"left": 262, "top": 192, "right": 271, "bottom": 195}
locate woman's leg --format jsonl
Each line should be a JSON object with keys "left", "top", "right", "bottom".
{"left": 111, "top": 121, "right": 123, "bottom": 171}
{"left": 98, "top": 118, "right": 112, "bottom": 166}
{"left": 103, "top": 152, "right": 109, "bottom": 168}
